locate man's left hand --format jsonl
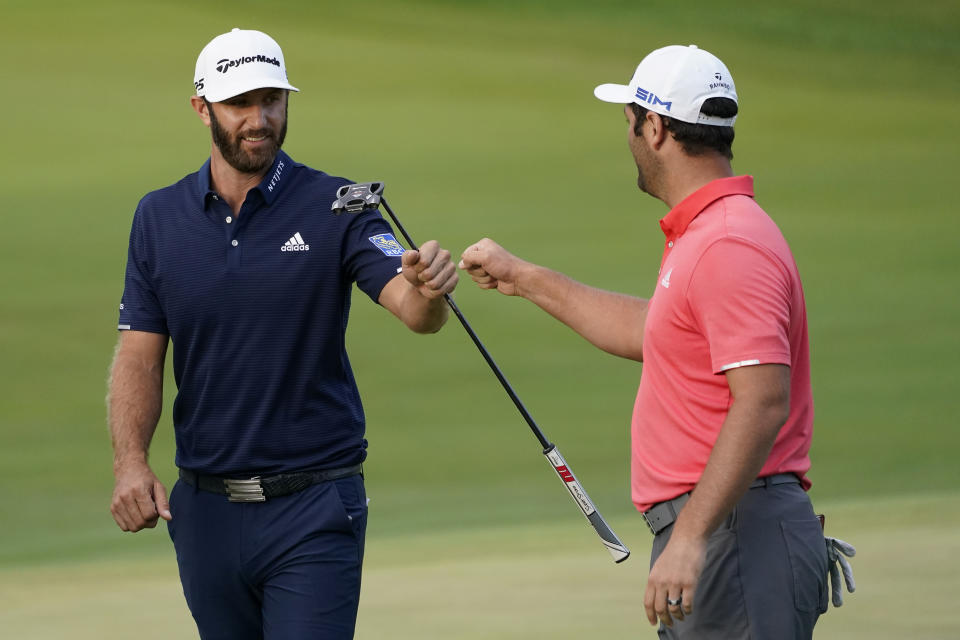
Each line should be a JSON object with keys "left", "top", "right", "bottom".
{"left": 644, "top": 534, "right": 707, "bottom": 628}
{"left": 401, "top": 240, "right": 458, "bottom": 299}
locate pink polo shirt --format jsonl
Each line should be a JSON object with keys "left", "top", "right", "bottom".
{"left": 632, "top": 176, "right": 813, "bottom": 511}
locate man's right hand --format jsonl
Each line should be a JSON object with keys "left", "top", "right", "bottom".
{"left": 110, "top": 462, "right": 172, "bottom": 532}
{"left": 458, "top": 238, "right": 529, "bottom": 296}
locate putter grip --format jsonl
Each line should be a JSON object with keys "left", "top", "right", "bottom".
{"left": 544, "top": 446, "right": 630, "bottom": 563}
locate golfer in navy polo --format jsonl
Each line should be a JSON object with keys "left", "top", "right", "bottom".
{"left": 107, "top": 28, "right": 458, "bottom": 639}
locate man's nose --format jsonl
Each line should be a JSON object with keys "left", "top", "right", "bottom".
{"left": 246, "top": 105, "right": 268, "bottom": 128}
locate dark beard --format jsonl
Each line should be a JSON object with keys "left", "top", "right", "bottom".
{"left": 634, "top": 146, "right": 661, "bottom": 198}
{"left": 208, "top": 103, "right": 288, "bottom": 175}
{"left": 636, "top": 165, "right": 648, "bottom": 194}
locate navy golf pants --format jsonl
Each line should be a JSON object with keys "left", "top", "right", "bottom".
{"left": 167, "top": 474, "right": 367, "bottom": 639}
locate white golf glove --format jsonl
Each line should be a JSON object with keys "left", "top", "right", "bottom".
{"left": 826, "top": 536, "right": 856, "bottom": 607}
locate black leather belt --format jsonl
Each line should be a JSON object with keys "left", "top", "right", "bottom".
{"left": 641, "top": 473, "right": 800, "bottom": 535}
{"left": 179, "top": 464, "right": 363, "bottom": 503}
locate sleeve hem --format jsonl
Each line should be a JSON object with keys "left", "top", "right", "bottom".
{"left": 365, "top": 264, "right": 404, "bottom": 305}
{"left": 713, "top": 352, "right": 790, "bottom": 374}
{"left": 117, "top": 323, "right": 168, "bottom": 335}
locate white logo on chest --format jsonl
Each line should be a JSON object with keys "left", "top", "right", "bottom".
{"left": 660, "top": 267, "right": 673, "bottom": 289}
{"left": 281, "top": 232, "right": 310, "bottom": 252}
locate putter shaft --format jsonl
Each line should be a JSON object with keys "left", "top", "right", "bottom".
{"left": 381, "top": 199, "right": 553, "bottom": 451}
{"left": 370, "top": 191, "right": 629, "bottom": 563}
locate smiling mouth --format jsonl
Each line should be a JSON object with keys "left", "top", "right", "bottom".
{"left": 243, "top": 136, "right": 267, "bottom": 142}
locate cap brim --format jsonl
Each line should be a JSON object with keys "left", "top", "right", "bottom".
{"left": 205, "top": 79, "right": 300, "bottom": 103}
{"left": 593, "top": 83, "right": 634, "bottom": 103}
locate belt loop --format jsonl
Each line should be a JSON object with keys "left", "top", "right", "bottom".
{"left": 185, "top": 469, "right": 199, "bottom": 495}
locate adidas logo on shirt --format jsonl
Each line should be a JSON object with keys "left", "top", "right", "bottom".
{"left": 281, "top": 232, "right": 310, "bottom": 252}
{"left": 660, "top": 267, "right": 673, "bottom": 289}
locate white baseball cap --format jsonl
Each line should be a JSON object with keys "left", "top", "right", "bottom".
{"left": 594, "top": 45, "right": 737, "bottom": 126}
{"left": 193, "top": 28, "right": 299, "bottom": 102}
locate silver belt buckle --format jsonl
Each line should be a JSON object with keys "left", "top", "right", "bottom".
{"left": 224, "top": 477, "right": 266, "bottom": 502}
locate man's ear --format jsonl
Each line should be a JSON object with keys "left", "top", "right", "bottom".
{"left": 646, "top": 111, "right": 668, "bottom": 150}
{"left": 190, "top": 96, "right": 212, "bottom": 127}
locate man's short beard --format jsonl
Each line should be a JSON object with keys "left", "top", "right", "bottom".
{"left": 207, "top": 99, "right": 288, "bottom": 175}
{"left": 634, "top": 143, "right": 662, "bottom": 199}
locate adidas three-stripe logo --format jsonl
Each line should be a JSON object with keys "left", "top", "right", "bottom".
{"left": 281, "top": 232, "right": 310, "bottom": 252}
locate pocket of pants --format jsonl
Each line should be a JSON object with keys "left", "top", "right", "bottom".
{"left": 166, "top": 480, "right": 182, "bottom": 542}
{"left": 332, "top": 477, "right": 368, "bottom": 535}
{"left": 332, "top": 476, "right": 368, "bottom": 564}
{"left": 780, "top": 518, "right": 829, "bottom": 613}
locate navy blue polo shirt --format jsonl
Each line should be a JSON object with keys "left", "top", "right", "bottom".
{"left": 118, "top": 150, "right": 405, "bottom": 475}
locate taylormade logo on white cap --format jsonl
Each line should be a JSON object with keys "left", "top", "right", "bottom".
{"left": 194, "top": 28, "right": 299, "bottom": 102}
{"left": 593, "top": 45, "right": 738, "bottom": 126}
{"left": 214, "top": 54, "right": 281, "bottom": 75}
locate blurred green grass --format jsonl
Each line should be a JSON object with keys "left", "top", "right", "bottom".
{"left": 1, "top": 1, "right": 959, "bottom": 633}
{"left": 3, "top": 493, "right": 960, "bottom": 638}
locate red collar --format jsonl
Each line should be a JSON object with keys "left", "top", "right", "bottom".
{"left": 659, "top": 176, "right": 755, "bottom": 241}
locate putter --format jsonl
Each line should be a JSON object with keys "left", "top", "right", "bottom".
{"left": 332, "top": 182, "right": 630, "bottom": 563}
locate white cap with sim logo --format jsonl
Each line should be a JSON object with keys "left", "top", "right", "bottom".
{"left": 594, "top": 45, "right": 737, "bottom": 126}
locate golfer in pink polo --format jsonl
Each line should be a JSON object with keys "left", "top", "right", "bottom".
{"left": 460, "top": 45, "right": 854, "bottom": 638}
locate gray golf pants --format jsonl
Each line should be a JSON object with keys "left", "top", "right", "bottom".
{"left": 651, "top": 482, "right": 828, "bottom": 639}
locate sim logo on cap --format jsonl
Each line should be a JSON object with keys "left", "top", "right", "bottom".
{"left": 635, "top": 87, "right": 672, "bottom": 111}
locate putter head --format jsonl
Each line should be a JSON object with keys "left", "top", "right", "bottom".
{"left": 331, "top": 182, "right": 384, "bottom": 215}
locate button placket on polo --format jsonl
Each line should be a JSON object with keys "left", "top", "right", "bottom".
{"left": 228, "top": 197, "right": 266, "bottom": 270}
{"left": 227, "top": 211, "right": 242, "bottom": 270}
{"left": 659, "top": 238, "right": 677, "bottom": 274}
{"left": 208, "top": 196, "right": 243, "bottom": 269}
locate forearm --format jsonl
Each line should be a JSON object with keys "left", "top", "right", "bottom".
{"left": 107, "top": 341, "right": 164, "bottom": 472}
{"left": 517, "top": 263, "right": 649, "bottom": 360}
{"left": 671, "top": 368, "right": 789, "bottom": 540}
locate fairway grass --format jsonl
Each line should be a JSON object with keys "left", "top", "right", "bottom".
{"left": 2, "top": 492, "right": 958, "bottom": 639}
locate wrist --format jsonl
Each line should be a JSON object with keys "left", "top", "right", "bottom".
{"left": 513, "top": 260, "right": 538, "bottom": 299}
{"left": 670, "top": 509, "right": 713, "bottom": 543}
{"left": 113, "top": 452, "right": 150, "bottom": 476}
